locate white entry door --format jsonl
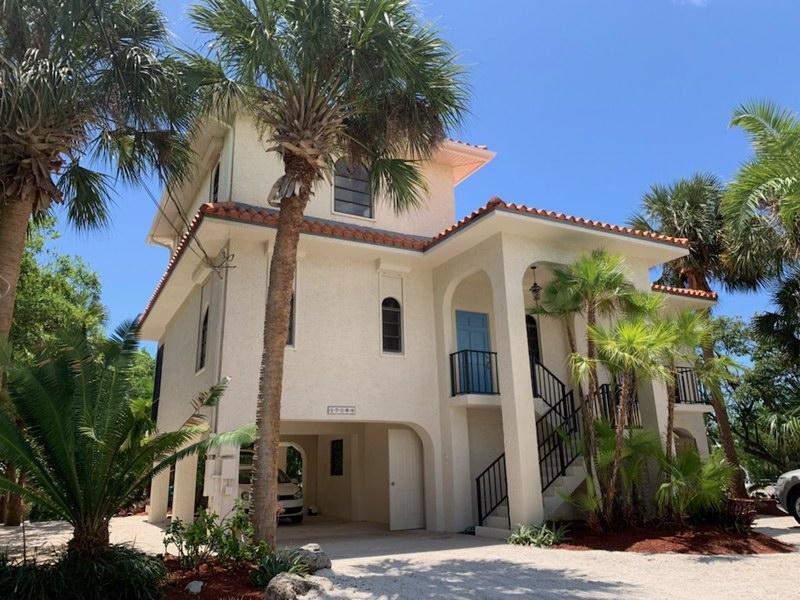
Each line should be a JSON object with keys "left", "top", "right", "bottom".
{"left": 388, "top": 428, "right": 425, "bottom": 530}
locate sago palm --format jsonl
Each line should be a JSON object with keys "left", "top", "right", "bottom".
{"left": 0, "top": 0, "right": 194, "bottom": 346}
{"left": 629, "top": 174, "right": 769, "bottom": 496}
{"left": 0, "top": 322, "right": 226, "bottom": 557}
{"left": 186, "top": 0, "right": 467, "bottom": 543}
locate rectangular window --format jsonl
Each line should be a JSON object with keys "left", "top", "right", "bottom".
{"left": 334, "top": 161, "right": 372, "bottom": 218}
{"left": 151, "top": 344, "right": 164, "bottom": 423}
{"left": 209, "top": 162, "right": 220, "bottom": 203}
{"left": 330, "top": 439, "right": 344, "bottom": 476}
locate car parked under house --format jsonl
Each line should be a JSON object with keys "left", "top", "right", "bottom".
{"left": 140, "top": 113, "right": 717, "bottom": 537}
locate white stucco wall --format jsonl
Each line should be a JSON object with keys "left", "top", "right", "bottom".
{"left": 227, "top": 114, "right": 456, "bottom": 238}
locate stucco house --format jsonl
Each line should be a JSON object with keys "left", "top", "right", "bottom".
{"left": 140, "top": 115, "right": 716, "bottom": 537}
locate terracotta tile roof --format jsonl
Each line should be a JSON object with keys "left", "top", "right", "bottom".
{"left": 140, "top": 199, "right": 690, "bottom": 325}
{"left": 445, "top": 138, "right": 490, "bottom": 151}
{"left": 207, "top": 202, "right": 429, "bottom": 250}
{"left": 139, "top": 208, "right": 207, "bottom": 326}
{"left": 426, "top": 198, "right": 689, "bottom": 249}
{"left": 651, "top": 283, "right": 718, "bottom": 301}
{"left": 138, "top": 203, "right": 428, "bottom": 325}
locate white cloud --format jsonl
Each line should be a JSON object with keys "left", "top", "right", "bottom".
{"left": 673, "top": 0, "right": 708, "bottom": 7}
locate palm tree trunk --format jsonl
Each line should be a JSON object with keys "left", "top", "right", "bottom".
{"left": 0, "top": 197, "right": 34, "bottom": 344}
{"left": 251, "top": 154, "right": 313, "bottom": 545}
{"left": 4, "top": 466, "right": 23, "bottom": 526}
{"left": 684, "top": 274, "right": 747, "bottom": 497}
{"left": 584, "top": 305, "right": 605, "bottom": 516}
{"left": 605, "top": 372, "right": 630, "bottom": 522}
{"left": 702, "top": 342, "right": 747, "bottom": 497}
{"left": 68, "top": 519, "right": 110, "bottom": 557}
{"left": 665, "top": 377, "right": 676, "bottom": 467}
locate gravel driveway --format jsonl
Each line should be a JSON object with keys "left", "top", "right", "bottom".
{"left": 1, "top": 515, "right": 797, "bottom": 599}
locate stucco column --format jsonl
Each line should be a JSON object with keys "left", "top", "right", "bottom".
{"left": 447, "top": 405, "right": 473, "bottom": 530}
{"left": 148, "top": 469, "right": 170, "bottom": 523}
{"left": 638, "top": 379, "right": 669, "bottom": 441}
{"left": 490, "top": 237, "right": 544, "bottom": 526}
{"left": 172, "top": 453, "right": 199, "bottom": 522}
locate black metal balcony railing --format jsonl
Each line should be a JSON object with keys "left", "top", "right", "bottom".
{"left": 675, "top": 367, "right": 709, "bottom": 404}
{"left": 449, "top": 350, "right": 499, "bottom": 396}
{"left": 590, "top": 383, "right": 642, "bottom": 428}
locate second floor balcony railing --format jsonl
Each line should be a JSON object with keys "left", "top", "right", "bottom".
{"left": 675, "top": 367, "right": 709, "bottom": 404}
{"left": 590, "top": 383, "right": 642, "bottom": 428}
{"left": 450, "top": 350, "right": 499, "bottom": 396}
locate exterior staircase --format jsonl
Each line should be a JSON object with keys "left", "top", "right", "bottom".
{"left": 472, "top": 360, "right": 643, "bottom": 537}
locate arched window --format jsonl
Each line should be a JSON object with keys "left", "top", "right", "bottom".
{"left": 382, "top": 297, "right": 402, "bottom": 353}
{"left": 209, "top": 161, "right": 220, "bottom": 203}
{"left": 196, "top": 307, "right": 209, "bottom": 371}
{"left": 334, "top": 159, "right": 372, "bottom": 218}
{"left": 525, "top": 315, "right": 541, "bottom": 365}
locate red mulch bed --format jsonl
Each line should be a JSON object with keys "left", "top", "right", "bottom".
{"left": 162, "top": 557, "right": 263, "bottom": 599}
{"left": 555, "top": 522, "right": 794, "bottom": 555}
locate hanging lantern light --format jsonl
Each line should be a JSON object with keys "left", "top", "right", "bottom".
{"left": 529, "top": 265, "right": 542, "bottom": 304}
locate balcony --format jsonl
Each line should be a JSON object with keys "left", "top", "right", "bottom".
{"left": 675, "top": 367, "right": 709, "bottom": 404}
{"left": 449, "top": 350, "right": 500, "bottom": 396}
{"left": 590, "top": 383, "right": 642, "bottom": 428}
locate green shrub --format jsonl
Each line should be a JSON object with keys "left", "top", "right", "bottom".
{"left": 164, "top": 503, "right": 256, "bottom": 568}
{"left": 657, "top": 449, "right": 735, "bottom": 521}
{"left": 249, "top": 548, "right": 309, "bottom": 588}
{"left": 0, "top": 545, "right": 166, "bottom": 600}
{"left": 507, "top": 522, "right": 570, "bottom": 547}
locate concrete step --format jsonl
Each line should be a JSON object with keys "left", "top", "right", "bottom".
{"left": 483, "top": 515, "right": 510, "bottom": 529}
{"left": 491, "top": 504, "right": 509, "bottom": 518}
{"left": 474, "top": 525, "right": 511, "bottom": 540}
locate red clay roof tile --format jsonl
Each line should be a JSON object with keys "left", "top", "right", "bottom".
{"left": 651, "top": 283, "right": 718, "bottom": 301}
{"left": 140, "top": 199, "right": 690, "bottom": 325}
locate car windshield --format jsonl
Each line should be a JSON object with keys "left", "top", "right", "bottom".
{"left": 278, "top": 469, "right": 291, "bottom": 484}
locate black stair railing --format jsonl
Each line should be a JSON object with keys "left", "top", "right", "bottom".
{"left": 531, "top": 359, "right": 566, "bottom": 410}
{"left": 675, "top": 367, "right": 708, "bottom": 404}
{"left": 536, "top": 390, "right": 582, "bottom": 492}
{"left": 476, "top": 453, "right": 509, "bottom": 528}
{"left": 450, "top": 350, "right": 500, "bottom": 396}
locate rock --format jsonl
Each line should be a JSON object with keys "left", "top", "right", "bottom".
{"left": 294, "top": 543, "right": 331, "bottom": 572}
{"left": 185, "top": 580, "right": 203, "bottom": 595}
{"left": 265, "top": 572, "right": 329, "bottom": 600}
{"left": 312, "top": 568, "right": 335, "bottom": 579}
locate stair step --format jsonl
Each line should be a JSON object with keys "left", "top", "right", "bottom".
{"left": 483, "top": 515, "right": 510, "bottom": 529}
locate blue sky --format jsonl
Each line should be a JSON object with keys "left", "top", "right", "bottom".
{"left": 50, "top": 0, "right": 800, "bottom": 343}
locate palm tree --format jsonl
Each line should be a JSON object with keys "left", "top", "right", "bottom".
{"left": 0, "top": 0, "right": 193, "bottom": 344}
{"left": 186, "top": 0, "right": 467, "bottom": 544}
{"left": 0, "top": 0, "right": 193, "bottom": 526}
{"left": 753, "top": 268, "right": 800, "bottom": 360}
{"left": 629, "top": 174, "right": 771, "bottom": 497}
{"left": 725, "top": 100, "right": 800, "bottom": 262}
{"left": 662, "top": 311, "right": 710, "bottom": 468}
{"left": 537, "top": 250, "right": 637, "bottom": 514}
{"left": 0, "top": 322, "right": 226, "bottom": 557}
{"left": 573, "top": 316, "right": 675, "bottom": 522}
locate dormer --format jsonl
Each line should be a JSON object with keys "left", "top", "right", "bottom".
{"left": 146, "top": 113, "right": 494, "bottom": 249}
